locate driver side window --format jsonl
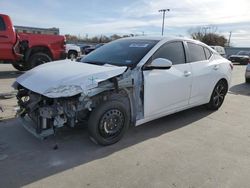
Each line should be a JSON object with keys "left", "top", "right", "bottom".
{"left": 152, "top": 41, "right": 186, "bottom": 65}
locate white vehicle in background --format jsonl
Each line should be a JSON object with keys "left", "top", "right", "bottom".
{"left": 14, "top": 37, "right": 233, "bottom": 145}
{"left": 66, "top": 44, "right": 81, "bottom": 59}
{"left": 210, "top": 46, "right": 226, "bottom": 58}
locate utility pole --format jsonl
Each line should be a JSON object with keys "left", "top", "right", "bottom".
{"left": 203, "top": 26, "right": 211, "bottom": 35}
{"left": 228, "top": 31, "right": 232, "bottom": 47}
{"left": 159, "top": 9, "right": 170, "bottom": 36}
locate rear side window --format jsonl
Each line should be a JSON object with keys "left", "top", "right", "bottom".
{"left": 0, "top": 16, "right": 6, "bottom": 31}
{"left": 187, "top": 42, "right": 206, "bottom": 62}
{"left": 153, "top": 41, "right": 186, "bottom": 65}
{"left": 204, "top": 47, "right": 212, "bottom": 59}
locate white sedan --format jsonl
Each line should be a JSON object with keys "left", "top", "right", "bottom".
{"left": 14, "top": 37, "right": 233, "bottom": 145}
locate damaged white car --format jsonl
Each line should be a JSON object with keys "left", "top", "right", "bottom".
{"left": 13, "top": 37, "right": 233, "bottom": 145}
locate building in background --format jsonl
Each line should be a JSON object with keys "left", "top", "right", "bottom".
{"left": 14, "top": 25, "right": 59, "bottom": 35}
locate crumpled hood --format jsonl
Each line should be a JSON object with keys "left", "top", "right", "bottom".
{"left": 15, "top": 59, "right": 127, "bottom": 98}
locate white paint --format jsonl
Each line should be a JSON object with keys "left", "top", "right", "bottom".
{"left": 135, "top": 37, "right": 232, "bottom": 126}
{"left": 16, "top": 60, "right": 127, "bottom": 98}
{"left": 143, "top": 63, "right": 192, "bottom": 118}
{"left": 65, "top": 44, "right": 81, "bottom": 54}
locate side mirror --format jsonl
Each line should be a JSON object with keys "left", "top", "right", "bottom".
{"left": 145, "top": 58, "right": 172, "bottom": 70}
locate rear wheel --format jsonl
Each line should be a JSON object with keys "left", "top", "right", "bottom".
{"left": 28, "top": 52, "right": 52, "bottom": 69}
{"left": 88, "top": 100, "right": 130, "bottom": 145}
{"left": 246, "top": 78, "right": 250, "bottom": 83}
{"left": 206, "top": 80, "right": 228, "bottom": 110}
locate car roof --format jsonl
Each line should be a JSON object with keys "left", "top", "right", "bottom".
{"left": 119, "top": 36, "right": 206, "bottom": 45}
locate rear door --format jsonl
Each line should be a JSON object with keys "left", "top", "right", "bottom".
{"left": 186, "top": 42, "right": 218, "bottom": 104}
{"left": 0, "top": 15, "right": 16, "bottom": 60}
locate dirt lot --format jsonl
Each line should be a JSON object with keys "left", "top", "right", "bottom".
{"left": 0, "top": 63, "right": 250, "bottom": 188}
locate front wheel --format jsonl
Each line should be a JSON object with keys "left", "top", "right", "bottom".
{"left": 88, "top": 100, "right": 130, "bottom": 145}
{"left": 206, "top": 80, "right": 228, "bottom": 110}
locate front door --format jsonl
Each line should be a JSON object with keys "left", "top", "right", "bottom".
{"left": 143, "top": 41, "right": 192, "bottom": 119}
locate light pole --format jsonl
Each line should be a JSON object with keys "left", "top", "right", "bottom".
{"left": 228, "top": 31, "right": 232, "bottom": 47}
{"left": 159, "top": 9, "right": 170, "bottom": 36}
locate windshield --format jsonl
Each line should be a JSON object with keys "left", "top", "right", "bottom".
{"left": 237, "top": 51, "right": 250, "bottom": 56}
{"left": 81, "top": 39, "right": 159, "bottom": 67}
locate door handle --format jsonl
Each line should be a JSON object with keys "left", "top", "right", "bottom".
{"left": 184, "top": 71, "right": 191, "bottom": 77}
{"left": 213, "top": 65, "right": 219, "bottom": 70}
{"left": 0, "top": 35, "right": 8, "bottom": 38}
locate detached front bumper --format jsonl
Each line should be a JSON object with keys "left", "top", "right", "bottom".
{"left": 18, "top": 116, "right": 55, "bottom": 139}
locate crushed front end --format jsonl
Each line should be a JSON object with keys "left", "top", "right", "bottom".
{"left": 16, "top": 85, "right": 91, "bottom": 139}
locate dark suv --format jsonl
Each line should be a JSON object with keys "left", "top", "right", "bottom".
{"left": 229, "top": 51, "right": 250, "bottom": 65}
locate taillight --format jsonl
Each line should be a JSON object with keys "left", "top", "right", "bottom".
{"left": 62, "top": 37, "right": 66, "bottom": 49}
{"left": 229, "top": 63, "right": 233, "bottom": 70}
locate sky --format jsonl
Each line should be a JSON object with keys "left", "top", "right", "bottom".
{"left": 1, "top": 0, "right": 250, "bottom": 47}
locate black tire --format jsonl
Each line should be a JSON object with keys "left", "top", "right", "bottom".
{"left": 206, "top": 80, "right": 228, "bottom": 110}
{"left": 11, "top": 62, "right": 27, "bottom": 71}
{"left": 88, "top": 100, "right": 130, "bottom": 146}
{"left": 246, "top": 78, "right": 250, "bottom": 83}
{"left": 67, "top": 50, "right": 78, "bottom": 59}
{"left": 28, "top": 52, "right": 52, "bottom": 69}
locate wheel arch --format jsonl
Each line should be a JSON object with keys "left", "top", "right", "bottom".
{"left": 68, "top": 49, "right": 77, "bottom": 54}
{"left": 90, "top": 88, "right": 135, "bottom": 126}
{"left": 219, "top": 78, "right": 229, "bottom": 92}
{"left": 208, "top": 77, "right": 229, "bottom": 100}
{"left": 67, "top": 50, "right": 78, "bottom": 58}
{"left": 25, "top": 46, "right": 53, "bottom": 62}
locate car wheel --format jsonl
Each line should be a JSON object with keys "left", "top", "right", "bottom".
{"left": 88, "top": 100, "right": 130, "bottom": 145}
{"left": 246, "top": 78, "right": 250, "bottom": 83}
{"left": 207, "top": 80, "right": 228, "bottom": 110}
{"left": 29, "top": 52, "right": 52, "bottom": 69}
{"left": 67, "top": 50, "right": 78, "bottom": 59}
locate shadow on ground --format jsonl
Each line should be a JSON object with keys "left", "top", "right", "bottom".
{"left": 0, "top": 70, "right": 23, "bottom": 79}
{"left": 229, "top": 83, "right": 250, "bottom": 96}
{"left": 0, "top": 105, "right": 213, "bottom": 187}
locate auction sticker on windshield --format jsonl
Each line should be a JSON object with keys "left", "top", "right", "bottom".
{"left": 129, "top": 43, "right": 149, "bottom": 48}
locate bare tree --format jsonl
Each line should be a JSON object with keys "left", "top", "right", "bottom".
{"left": 188, "top": 26, "right": 227, "bottom": 46}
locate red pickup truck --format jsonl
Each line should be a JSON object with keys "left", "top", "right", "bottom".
{"left": 0, "top": 14, "right": 66, "bottom": 71}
